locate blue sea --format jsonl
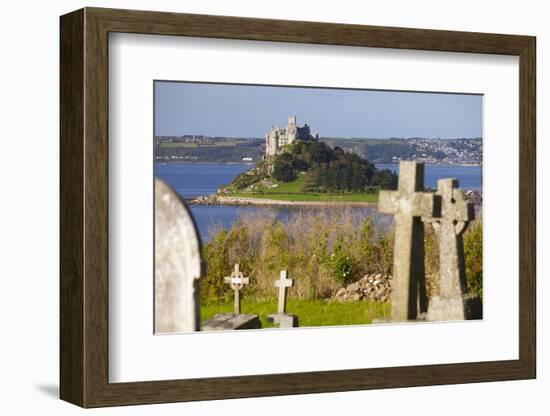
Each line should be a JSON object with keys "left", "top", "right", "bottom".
{"left": 155, "top": 163, "right": 482, "bottom": 242}
{"left": 376, "top": 163, "right": 482, "bottom": 191}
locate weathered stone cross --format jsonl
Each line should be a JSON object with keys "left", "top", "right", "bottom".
{"left": 426, "top": 178, "right": 475, "bottom": 321}
{"left": 379, "top": 161, "right": 441, "bottom": 321}
{"left": 275, "top": 270, "right": 294, "bottom": 314}
{"left": 224, "top": 264, "right": 249, "bottom": 314}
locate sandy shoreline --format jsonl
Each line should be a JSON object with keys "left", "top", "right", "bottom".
{"left": 187, "top": 189, "right": 482, "bottom": 207}
{"left": 187, "top": 195, "right": 378, "bottom": 207}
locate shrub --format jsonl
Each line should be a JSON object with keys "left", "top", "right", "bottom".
{"left": 359, "top": 218, "right": 394, "bottom": 276}
{"left": 327, "top": 241, "right": 353, "bottom": 285}
{"left": 201, "top": 222, "right": 257, "bottom": 302}
{"left": 463, "top": 220, "right": 483, "bottom": 298}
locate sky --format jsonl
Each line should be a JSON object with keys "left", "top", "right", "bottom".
{"left": 154, "top": 81, "right": 482, "bottom": 139}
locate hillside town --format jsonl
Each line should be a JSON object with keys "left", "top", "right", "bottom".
{"left": 405, "top": 137, "right": 482, "bottom": 165}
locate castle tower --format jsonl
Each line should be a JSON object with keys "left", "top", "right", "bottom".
{"left": 288, "top": 115, "right": 297, "bottom": 126}
{"left": 265, "top": 126, "right": 279, "bottom": 156}
{"left": 286, "top": 115, "right": 298, "bottom": 144}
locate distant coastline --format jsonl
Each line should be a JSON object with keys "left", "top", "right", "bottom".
{"left": 156, "top": 161, "right": 481, "bottom": 167}
{"left": 155, "top": 136, "right": 483, "bottom": 166}
{"left": 155, "top": 161, "right": 257, "bottom": 165}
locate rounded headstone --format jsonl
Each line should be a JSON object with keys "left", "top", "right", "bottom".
{"left": 155, "top": 178, "right": 204, "bottom": 333}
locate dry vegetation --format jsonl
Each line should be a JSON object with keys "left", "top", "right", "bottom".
{"left": 201, "top": 209, "right": 483, "bottom": 304}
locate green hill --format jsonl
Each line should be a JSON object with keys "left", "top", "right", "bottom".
{"left": 222, "top": 140, "right": 397, "bottom": 199}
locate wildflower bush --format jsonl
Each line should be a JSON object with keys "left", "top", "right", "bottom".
{"left": 328, "top": 242, "right": 353, "bottom": 285}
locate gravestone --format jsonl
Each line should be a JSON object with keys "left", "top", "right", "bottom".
{"left": 224, "top": 264, "right": 249, "bottom": 314}
{"left": 154, "top": 178, "right": 204, "bottom": 333}
{"left": 201, "top": 313, "right": 261, "bottom": 331}
{"left": 378, "top": 161, "right": 441, "bottom": 321}
{"left": 425, "top": 178, "right": 479, "bottom": 321}
{"left": 275, "top": 270, "right": 293, "bottom": 314}
{"left": 268, "top": 270, "right": 299, "bottom": 328}
{"left": 202, "top": 264, "right": 261, "bottom": 331}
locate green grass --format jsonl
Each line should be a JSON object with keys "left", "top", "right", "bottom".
{"left": 262, "top": 174, "right": 307, "bottom": 193}
{"left": 201, "top": 299, "right": 390, "bottom": 328}
{"left": 229, "top": 173, "right": 378, "bottom": 202}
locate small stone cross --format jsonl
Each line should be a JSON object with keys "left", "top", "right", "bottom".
{"left": 426, "top": 178, "right": 475, "bottom": 321}
{"left": 379, "top": 161, "right": 441, "bottom": 321}
{"left": 275, "top": 270, "right": 294, "bottom": 314}
{"left": 224, "top": 264, "right": 249, "bottom": 314}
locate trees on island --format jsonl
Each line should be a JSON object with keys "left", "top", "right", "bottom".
{"left": 270, "top": 141, "right": 397, "bottom": 192}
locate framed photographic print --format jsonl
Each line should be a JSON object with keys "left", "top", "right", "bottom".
{"left": 60, "top": 7, "right": 536, "bottom": 408}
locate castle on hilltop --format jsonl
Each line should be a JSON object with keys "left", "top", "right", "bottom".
{"left": 265, "top": 115, "right": 319, "bottom": 156}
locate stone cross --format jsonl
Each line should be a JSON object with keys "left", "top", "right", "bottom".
{"left": 155, "top": 178, "right": 204, "bottom": 333}
{"left": 378, "top": 161, "right": 441, "bottom": 321}
{"left": 224, "top": 264, "right": 250, "bottom": 314}
{"left": 275, "top": 270, "right": 294, "bottom": 314}
{"left": 426, "top": 178, "right": 475, "bottom": 321}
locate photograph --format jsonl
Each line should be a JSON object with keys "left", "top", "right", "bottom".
{"left": 153, "top": 81, "right": 483, "bottom": 333}
{"left": 53, "top": 5, "right": 537, "bottom": 409}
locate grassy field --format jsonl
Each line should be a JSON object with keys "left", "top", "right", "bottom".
{"left": 230, "top": 174, "right": 379, "bottom": 203}
{"left": 201, "top": 299, "right": 390, "bottom": 328}
{"left": 262, "top": 174, "right": 307, "bottom": 193}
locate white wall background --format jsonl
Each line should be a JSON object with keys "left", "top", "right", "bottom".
{"left": 0, "top": 0, "right": 546, "bottom": 414}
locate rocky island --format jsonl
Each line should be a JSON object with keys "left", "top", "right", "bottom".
{"left": 188, "top": 116, "right": 398, "bottom": 206}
